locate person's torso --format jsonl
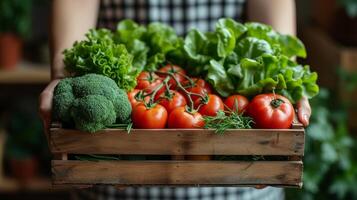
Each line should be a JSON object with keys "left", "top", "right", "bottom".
{"left": 93, "top": 1, "right": 286, "bottom": 200}
{"left": 97, "top": 0, "right": 246, "bottom": 35}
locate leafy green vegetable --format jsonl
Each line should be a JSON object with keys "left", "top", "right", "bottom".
{"left": 63, "top": 18, "right": 318, "bottom": 103}
{"left": 63, "top": 29, "right": 137, "bottom": 91}
{"left": 182, "top": 18, "right": 318, "bottom": 103}
{"left": 114, "top": 19, "right": 183, "bottom": 71}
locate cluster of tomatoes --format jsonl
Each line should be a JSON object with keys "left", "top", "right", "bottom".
{"left": 127, "top": 64, "right": 295, "bottom": 129}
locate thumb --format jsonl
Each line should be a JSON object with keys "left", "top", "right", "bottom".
{"left": 39, "top": 79, "right": 61, "bottom": 140}
{"left": 296, "top": 96, "right": 311, "bottom": 127}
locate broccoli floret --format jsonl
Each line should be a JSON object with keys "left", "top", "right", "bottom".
{"left": 53, "top": 78, "right": 75, "bottom": 123}
{"left": 52, "top": 74, "right": 132, "bottom": 133}
{"left": 113, "top": 88, "right": 132, "bottom": 123}
{"left": 70, "top": 95, "right": 116, "bottom": 133}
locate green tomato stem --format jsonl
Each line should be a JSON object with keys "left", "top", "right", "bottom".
{"left": 149, "top": 76, "right": 170, "bottom": 105}
{"left": 270, "top": 98, "right": 284, "bottom": 108}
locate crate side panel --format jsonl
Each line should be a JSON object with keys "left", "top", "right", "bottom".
{"left": 52, "top": 160, "right": 302, "bottom": 187}
{"left": 50, "top": 129, "right": 304, "bottom": 155}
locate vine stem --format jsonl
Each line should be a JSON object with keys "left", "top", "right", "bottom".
{"left": 148, "top": 76, "right": 170, "bottom": 106}
{"left": 155, "top": 71, "right": 206, "bottom": 110}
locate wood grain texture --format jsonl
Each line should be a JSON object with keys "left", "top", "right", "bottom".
{"left": 50, "top": 128, "right": 305, "bottom": 156}
{"left": 52, "top": 160, "right": 303, "bottom": 187}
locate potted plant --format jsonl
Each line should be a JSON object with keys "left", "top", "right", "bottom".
{"left": 4, "top": 101, "right": 43, "bottom": 183}
{"left": 0, "top": 0, "right": 32, "bottom": 70}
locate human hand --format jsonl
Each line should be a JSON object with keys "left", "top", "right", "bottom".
{"left": 296, "top": 96, "right": 311, "bottom": 127}
{"left": 39, "top": 79, "right": 61, "bottom": 141}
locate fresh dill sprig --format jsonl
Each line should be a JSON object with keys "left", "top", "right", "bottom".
{"left": 203, "top": 110, "right": 254, "bottom": 134}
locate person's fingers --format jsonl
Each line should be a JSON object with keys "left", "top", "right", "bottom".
{"left": 39, "top": 79, "right": 61, "bottom": 136}
{"left": 296, "top": 96, "right": 311, "bottom": 127}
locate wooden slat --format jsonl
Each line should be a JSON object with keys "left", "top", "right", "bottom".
{"left": 50, "top": 128, "right": 304, "bottom": 156}
{"left": 0, "top": 62, "right": 50, "bottom": 84}
{"left": 52, "top": 160, "right": 303, "bottom": 187}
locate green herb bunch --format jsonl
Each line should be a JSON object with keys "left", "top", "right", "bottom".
{"left": 203, "top": 110, "right": 253, "bottom": 134}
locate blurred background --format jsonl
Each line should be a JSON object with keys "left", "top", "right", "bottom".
{"left": 0, "top": 0, "right": 357, "bottom": 199}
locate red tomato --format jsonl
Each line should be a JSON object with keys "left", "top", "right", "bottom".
{"left": 142, "top": 78, "right": 164, "bottom": 94}
{"left": 135, "top": 72, "right": 161, "bottom": 90}
{"left": 195, "top": 94, "right": 224, "bottom": 116}
{"left": 156, "top": 90, "right": 187, "bottom": 113}
{"left": 139, "top": 76, "right": 167, "bottom": 101}
{"left": 246, "top": 94, "right": 295, "bottom": 129}
{"left": 167, "top": 107, "right": 204, "bottom": 128}
{"left": 157, "top": 64, "right": 186, "bottom": 89}
{"left": 224, "top": 95, "right": 249, "bottom": 114}
{"left": 132, "top": 103, "right": 168, "bottom": 129}
{"left": 127, "top": 89, "right": 149, "bottom": 108}
{"left": 182, "top": 85, "right": 207, "bottom": 102}
{"left": 183, "top": 78, "right": 213, "bottom": 94}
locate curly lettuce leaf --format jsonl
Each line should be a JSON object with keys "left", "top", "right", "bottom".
{"left": 63, "top": 29, "right": 137, "bottom": 91}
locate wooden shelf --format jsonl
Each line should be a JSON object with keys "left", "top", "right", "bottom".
{"left": 0, "top": 62, "right": 50, "bottom": 84}
{"left": 0, "top": 177, "right": 52, "bottom": 192}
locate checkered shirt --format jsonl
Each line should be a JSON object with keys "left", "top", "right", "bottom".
{"left": 79, "top": 0, "right": 285, "bottom": 199}
{"left": 97, "top": 0, "right": 246, "bottom": 35}
{"left": 74, "top": 186, "right": 284, "bottom": 200}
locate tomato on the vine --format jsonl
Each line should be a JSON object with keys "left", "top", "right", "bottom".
{"left": 127, "top": 89, "right": 149, "bottom": 108}
{"left": 181, "top": 85, "right": 207, "bottom": 102}
{"left": 224, "top": 95, "right": 249, "bottom": 114}
{"left": 135, "top": 71, "right": 161, "bottom": 90}
{"left": 155, "top": 90, "right": 187, "bottom": 113}
{"left": 195, "top": 94, "right": 224, "bottom": 116}
{"left": 183, "top": 78, "right": 213, "bottom": 94}
{"left": 132, "top": 103, "right": 168, "bottom": 129}
{"left": 246, "top": 93, "right": 294, "bottom": 129}
{"left": 142, "top": 78, "right": 165, "bottom": 95}
{"left": 168, "top": 107, "right": 204, "bottom": 128}
{"left": 157, "top": 64, "right": 186, "bottom": 89}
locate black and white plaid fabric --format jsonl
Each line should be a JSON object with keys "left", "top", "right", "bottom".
{"left": 97, "top": 0, "right": 246, "bottom": 35}
{"left": 74, "top": 186, "right": 284, "bottom": 200}
{"left": 78, "top": 0, "right": 285, "bottom": 199}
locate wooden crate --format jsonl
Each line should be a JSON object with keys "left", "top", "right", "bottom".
{"left": 50, "top": 122, "right": 305, "bottom": 188}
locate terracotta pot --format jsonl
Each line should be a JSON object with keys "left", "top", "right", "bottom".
{"left": 0, "top": 33, "right": 22, "bottom": 70}
{"left": 9, "top": 157, "right": 38, "bottom": 183}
